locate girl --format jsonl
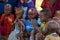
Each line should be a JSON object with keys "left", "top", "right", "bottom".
{"left": 39, "top": 9, "right": 51, "bottom": 33}
{"left": 34, "top": 9, "right": 52, "bottom": 40}
{"left": 8, "top": 7, "right": 25, "bottom": 40}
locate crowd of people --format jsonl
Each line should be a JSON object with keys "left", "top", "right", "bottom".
{"left": 0, "top": 0, "right": 60, "bottom": 40}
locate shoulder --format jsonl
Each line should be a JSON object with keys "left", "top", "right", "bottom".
{"left": 1, "top": 14, "right": 6, "bottom": 17}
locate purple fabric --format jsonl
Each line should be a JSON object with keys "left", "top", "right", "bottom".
{"left": 17, "top": 0, "right": 38, "bottom": 19}
{"left": 18, "top": 0, "right": 35, "bottom": 8}
{"left": 51, "top": 0, "right": 60, "bottom": 17}
{"left": 32, "top": 0, "right": 36, "bottom": 6}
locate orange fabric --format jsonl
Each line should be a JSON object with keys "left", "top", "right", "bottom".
{"left": 0, "top": 14, "right": 14, "bottom": 37}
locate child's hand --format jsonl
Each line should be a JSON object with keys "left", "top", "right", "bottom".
{"left": 30, "top": 30, "right": 35, "bottom": 35}
{"left": 8, "top": 17, "right": 12, "bottom": 22}
{"left": 14, "top": 18, "right": 19, "bottom": 23}
{"left": 35, "top": 33, "right": 45, "bottom": 40}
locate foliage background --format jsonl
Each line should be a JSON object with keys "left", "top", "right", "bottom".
{"left": 36, "top": 0, "right": 43, "bottom": 12}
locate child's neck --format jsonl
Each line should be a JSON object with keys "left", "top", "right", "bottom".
{"left": 6, "top": 14, "right": 10, "bottom": 17}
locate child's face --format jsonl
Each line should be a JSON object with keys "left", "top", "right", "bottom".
{"left": 28, "top": 10, "right": 36, "bottom": 19}
{"left": 39, "top": 12, "right": 46, "bottom": 22}
{"left": 55, "top": 11, "right": 60, "bottom": 17}
{"left": 15, "top": 10, "right": 24, "bottom": 19}
{"left": 4, "top": 6, "right": 11, "bottom": 15}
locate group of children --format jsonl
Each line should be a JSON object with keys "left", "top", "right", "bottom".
{"left": 0, "top": 0, "right": 60, "bottom": 40}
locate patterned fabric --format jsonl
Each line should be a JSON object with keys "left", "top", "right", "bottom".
{"left": 8, "top": 19, "right": 25, "bottom": 40}
{"left": 8, "top": 28, "right": 20, "bottom": 40}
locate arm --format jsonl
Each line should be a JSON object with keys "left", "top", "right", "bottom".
{"left": 18, "top": 20, "right": 25, "bottom": 32}
{"left": 31, "top": 21, "right": 41, "bottom": 32}
{"left": 0, "top": 14, "right": 5, "bottom": 25}
{"left": 8, "top": 14, "right": 14, "bottom": 26}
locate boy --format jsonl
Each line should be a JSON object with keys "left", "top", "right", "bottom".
{"left": 24, "top": 8, "right": 41, "bottom": 40}
{"left": 0, "top": 4, "right": 14, "bottom": 37}
{"left": 44, "top": 21, "right": 60, "bottom": 40}
{"left": 34, "top": 9, "right": 52, "bottom": 40}
{"left": 39, "top": 9, "right": 51, "bottom": 33}
{"left": 8, "top": 7, "right": 25, "bottom": 40}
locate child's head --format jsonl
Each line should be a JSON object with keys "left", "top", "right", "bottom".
{"left": 15, "top": 7, "right": 24, "bottom": 19}
{"left": 39, "top": 9, "right": 51, "bottom": 22}
{"left": 4, "top": 4, "right": 12, "bottom": 15}
{"left": 28, "top": 8, "right": 37, "bottom": 19}
{"left": 54, "top": 10, "right": 60, "bottom": 19}
{"left": 45, "top": 21, "right": 58, "bottom": 35}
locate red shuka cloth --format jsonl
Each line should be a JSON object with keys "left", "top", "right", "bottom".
{"left": 0, "top": 14, "right": 14, "bottom": 37}
{"left": 51, "top": 0, "right": 60, "bottom": 17}
{"left": 41, "top": 0, "right": 52, "bottom": 10}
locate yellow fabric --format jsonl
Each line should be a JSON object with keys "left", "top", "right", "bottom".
{"left": 41, "top": 22, "right": 47, "bottom": 32}
{"left": 45, "top": 35, "right": 60, "bottom": 40}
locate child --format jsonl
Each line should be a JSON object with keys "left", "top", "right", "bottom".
{"left": 25, "top": 8, "right": 40, "bottom": 32}
{"left": 24, "top": 8, "right": 41, "bottom": 40}
{"left": 53, "top": 10, "right": 60, "bottom": 20}
{"left": 8, "top": 7, "right": 25, "bottom": 40}
{"left": 0, "top": 4, "right": 14, "bottom": 37}
{"left": 44, "top": 21, "right": 60, "bottom": 40}
{"left": 34, "top": 9, "right": 52, "bottom": 40}
{"left": 39, "top": 9, "right": 51, "bottom": 33}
